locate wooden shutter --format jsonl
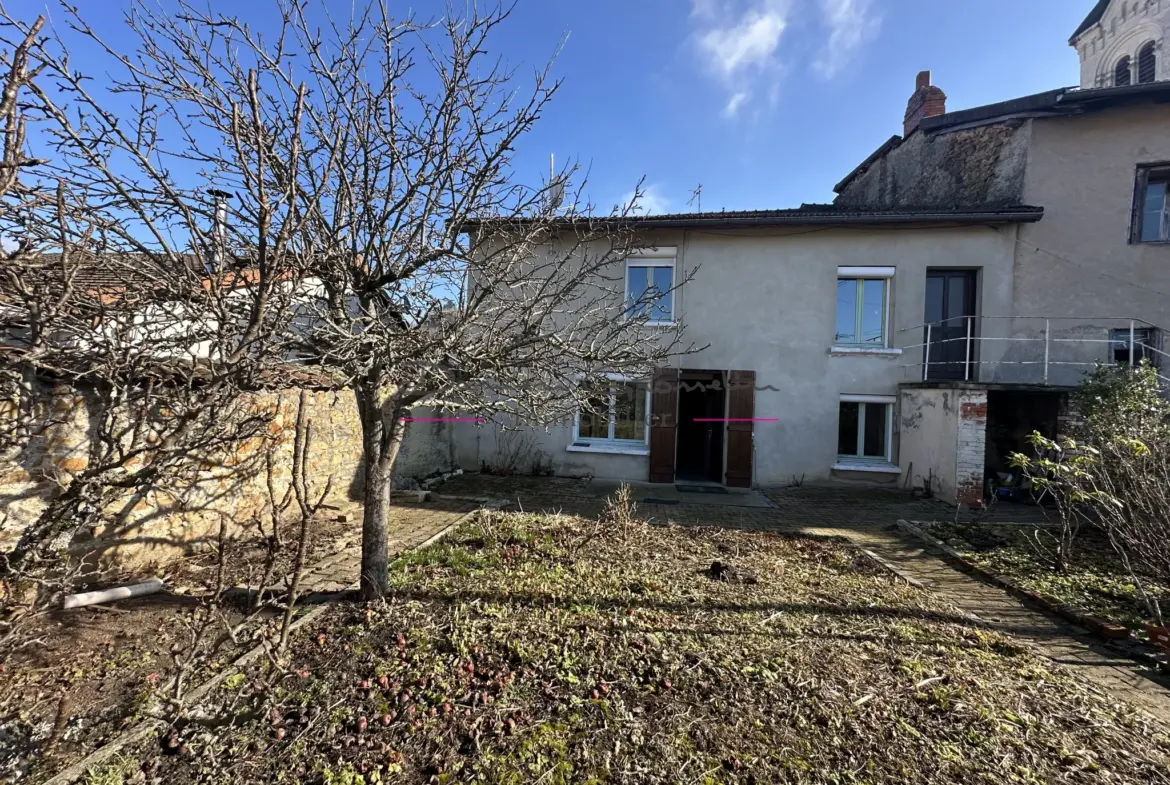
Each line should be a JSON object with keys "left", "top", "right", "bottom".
{"left": 725, "top": 370, "right": 755, "bottom": 488}
{"left": 648, "top": 368, "right": 678, "bottom": 483}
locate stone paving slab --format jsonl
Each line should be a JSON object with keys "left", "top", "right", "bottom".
{"left": 434, "top": 474, "right": 1170, "bottom": 721}
{"left": 298, "top": 497, "right": 483, "bottom": 592}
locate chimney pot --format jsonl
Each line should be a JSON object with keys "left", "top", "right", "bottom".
{"left": 916, "top": 70, "right": 932, "bottom": 90}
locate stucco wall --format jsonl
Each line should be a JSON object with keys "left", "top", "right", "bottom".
{"left": 1, "top": 384, "right": 455, "bottom": 567}
{"left": 898, "top": 386, "right": 987, "bottom": 505}
{"left": 1009, "top": 102, "right": 1170, "bottom": 384}
{"left": 456, "top": 223, "right": 1019, "bottom": 487}
{"left": 898, "top": 387, "right": 959, "bottom": 500}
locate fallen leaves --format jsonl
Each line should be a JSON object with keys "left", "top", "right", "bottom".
{"left": 122, "top": 511, "right": 1170, "bottom": 785}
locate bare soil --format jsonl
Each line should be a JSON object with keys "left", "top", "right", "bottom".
{"left": 0, "top": 513, "right": 354, "bottom": 783}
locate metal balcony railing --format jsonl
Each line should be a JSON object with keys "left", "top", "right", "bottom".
{"left": 899, "top": 316, "right": 1170, "bottom": 386}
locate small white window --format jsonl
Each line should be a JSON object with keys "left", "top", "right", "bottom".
{"left": 574, "top": 381, "right": 650, "bottom": 446}
{"left": 626, "top": 249, "right": 675, "bottom": 324}
{"left": 837, "top": 395, "right": 894, "bottom": 464}
{"left": 835, "top": 267, "right": 893, "bottom": 347}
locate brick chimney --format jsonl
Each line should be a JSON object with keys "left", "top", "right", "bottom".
{"left": 903, "top": 70, "right": 947, "bottom": 136}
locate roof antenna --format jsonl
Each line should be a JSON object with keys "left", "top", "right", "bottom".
{"left": 547, "top": 153, "right": 565, "bottom": 212}
{"left": 687, "top": 184, "right": 703, "bottom": 213}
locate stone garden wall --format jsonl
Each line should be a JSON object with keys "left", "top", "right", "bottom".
{"left": 0, "top": 382, "right": 455, "bottom": 569}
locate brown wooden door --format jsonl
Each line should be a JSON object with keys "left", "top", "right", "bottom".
{"left": 725, "top": 370, "right": 755, "bottom": 488}
{"left": 649, "top": 368, "right": 679, "bottom": 483}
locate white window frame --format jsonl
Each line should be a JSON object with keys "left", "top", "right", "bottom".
{"left": 834, "top": 394, "right": 896, "bottom": 469}
{"left": 833, "top": 266, "right": 894, "bottom": 350}
{"left": 571, "top": 375, "right": 651, "bottom": 454}
{"left": 625, "top": 247, "right": 677, "bottom": 326}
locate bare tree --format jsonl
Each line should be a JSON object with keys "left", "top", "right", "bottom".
{"left": 3, "top": 0, "right": 694, "bottom": 600}
{"left": 1011, "top": 364, "right": 1170, "bottom": 626}
{"left": 0, "top": 15, "right": 299, "bottom": 654}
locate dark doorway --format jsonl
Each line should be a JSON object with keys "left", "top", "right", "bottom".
{"left": 924, "top": 270, "right": 977, "bottom": 381}
{"left": 986, "top": 390, "right": 1063, "bottom": 500}
{"left": 675, "top": 370, "right": 725, "bottom": 484}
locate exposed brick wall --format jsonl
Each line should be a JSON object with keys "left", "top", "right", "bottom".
{"left": 955, "top": 392, "right": 988, "bottom": 507}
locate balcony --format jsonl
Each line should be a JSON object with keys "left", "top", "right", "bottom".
{"left": 899, "top": 316, "right": 1169, "bottom": 387}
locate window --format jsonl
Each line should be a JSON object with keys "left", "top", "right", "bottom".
{"left": 1138, "top": 42, "right": 1157, "bottom": 84}
{"left": 1111, "top": 328, "right": 1161, "bottom": 367}
{"left": 1115, "top": 56, "right": 1132, "bottom": 87}
{"left": 625, "top": 249, "right": 676, "bottom": 323}
{"left": 1132, "top": 164, "right": 1170, "bottom": 243}
{"left": 574, "top": 381, "right": 649, "bottom": 447}
{"left": 835, "top": 267, "right": 893, "bottom": 347}
{"left": 837, "top": 397, "right": 893, "bottom": 464}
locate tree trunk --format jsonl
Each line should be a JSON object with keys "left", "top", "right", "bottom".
{"left": 360, "top": 453, "right": 391, "bottom": 600}
{"left": 357, "top": 385, "right": 407, "bottom": 601}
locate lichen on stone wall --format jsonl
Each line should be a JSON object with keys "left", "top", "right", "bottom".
{"left": 836, "top": 122, "right": 1031, "bottom": 209}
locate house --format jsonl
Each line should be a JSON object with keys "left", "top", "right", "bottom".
{"left": 455, "top": 1, "right": 1170, "bottom": 506}
{"left": 834, "top": 0, "right": 1170, "bottom": 503}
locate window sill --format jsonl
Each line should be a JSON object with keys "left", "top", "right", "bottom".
{"left": 623, "top": 318, "right": 677, "bottom": 328}
{"left": 832, "top": 461, "right": 902, "bottom": 475}
{"left": 830, "top": 346, "right": 903, "bottom": 357}
{"left": 567, "top": 443, "right": 650, "bottom": 457}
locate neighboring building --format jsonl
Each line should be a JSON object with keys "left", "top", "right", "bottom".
{"left": 455, "top": 1, "right": 1170, "bottom": 507}
{"left": 1071, "top": 0, "right": 1168, "bottom": 88}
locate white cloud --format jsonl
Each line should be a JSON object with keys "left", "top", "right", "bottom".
{"left": 621, "top": 184, "right": 670, "bottom": 216}
{"left": 697, "top": 6, "right": 789, "bottom": 79}
{"left": 814, "top": 0, "right": 880, "bottom": 79}
{"left": 723, "top": 91, "right": 749, "bottom": 117}
{"left": 690, "top": 0, "right": 790, "bottom": 120}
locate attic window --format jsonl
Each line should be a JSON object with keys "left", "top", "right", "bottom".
{"left": 1115, "top": 56, "right": 1132, "bottom": 87}
{"left": 1138, "top": 42, "right": 1157, "bottom": 84}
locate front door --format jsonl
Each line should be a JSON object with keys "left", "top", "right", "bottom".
{"left": 924, "top": 270, "right": 976, "bottom": 381}
{"left": 675, "top": 371, "right": 725, "bottom": 484}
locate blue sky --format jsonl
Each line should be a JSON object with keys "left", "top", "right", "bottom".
{"left": 6, "top": 0, "right": 1093, "bottom": 214}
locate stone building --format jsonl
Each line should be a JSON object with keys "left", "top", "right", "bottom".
{"left": 1072, "top": 0, "right": 1168, "bottom": 88}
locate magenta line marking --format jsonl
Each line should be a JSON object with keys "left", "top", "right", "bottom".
{"left": 400, "top": 417, "right": 485, "bottom": 423}
{"left": 694, "top": 418, "right": 779, "bottom": 423}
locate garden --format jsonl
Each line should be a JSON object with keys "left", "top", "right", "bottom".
{"left": 62, "top": 503, "right": 1170, "bottom": 785}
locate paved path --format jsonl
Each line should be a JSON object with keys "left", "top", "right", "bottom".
{"left": 297, "top": 496, "right": 483, "bottom": 593}
{"left": 793, "top": 507, "right": 1170, "bottom": 720}
{"left": 436, "top": 474, "right": 1170, "bottom": 720}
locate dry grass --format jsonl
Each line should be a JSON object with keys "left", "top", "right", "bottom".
{"left": 82, "top": 511, "right": 1170, "bottom": 785}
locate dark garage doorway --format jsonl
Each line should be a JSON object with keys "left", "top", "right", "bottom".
{"left": 986, "top": 389, "right": 1063, "bottom": 491}
{"left": 675, "top": 370, "right": 725, "bottom": 484}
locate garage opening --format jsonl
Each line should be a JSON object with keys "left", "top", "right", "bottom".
{"left": 985, "top": 389, "right": 1063, "bottom": 499}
